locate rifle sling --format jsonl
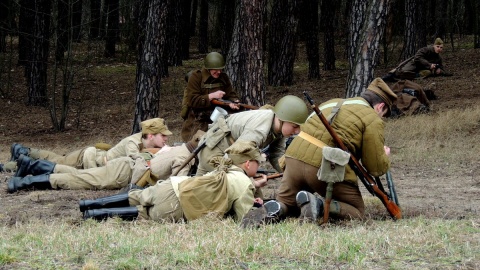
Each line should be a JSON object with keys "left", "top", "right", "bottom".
{"left": 298, "top": 131, "right": 327, "bottom": 149}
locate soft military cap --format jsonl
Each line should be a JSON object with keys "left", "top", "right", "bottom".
{"left": 434, "top": 38, "right": 444, "bottom": 45}
{"left": 367, "top": 78, "right": 398, "bottom": 112}
{"left": 140, "top": 118, "right": 173, "bottom": 135}
{"left": 225, "top": 140, "right": 266, "bottom": 165}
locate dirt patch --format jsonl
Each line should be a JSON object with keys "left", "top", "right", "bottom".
{"left": 1, "top": 43, "right": 479, "bottom": 225}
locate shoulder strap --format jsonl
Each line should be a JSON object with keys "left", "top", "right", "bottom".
{"left": 326, "top": 99, "right": 345, "bottom": 124}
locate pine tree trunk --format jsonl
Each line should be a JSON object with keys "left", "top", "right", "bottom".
{"left": 198, "top": 0, "right": 208, "bottom": 53}
{"left": 268, "top": 0, "right": 299, "bottom": 86}
{"left": 300, "top": 0, "right": 320, "bottom": 78}
{"left": 18, "top": 0, "right": 35, "bottom": 66}
{"left": 346, "top": 0, "right": 391, "bottom": 98}
{"left": 225, "top": 0, "right": 265, "bottom": 106}
{"left": 167, "top": 0, "right": 183, "bottom": 66}
{"left": 104, "top": 0, "right": 119, "bottom": 58}
{"left": 321, "top": 0, "right": 336, "bottom": 71}
{"left": 89, "top": 0, "right": 101, "bottom": 39}
{"left": 132, "top": 0, "right": 169, "bottom": 133}
{"left": 28, "top": 0, "right": 51, "bottom": 107}
{"left": 220, "top": 0, "right": 235, "bottom": 55}
{"left": 401, "top": 0, "right": 417, "bottom": 60}
{"left": 181, "top": 0, "right": 192, "bottom": 59}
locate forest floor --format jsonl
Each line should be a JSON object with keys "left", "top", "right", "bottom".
{"left": 0, "top": 40, "right": 479, "bottom": 226}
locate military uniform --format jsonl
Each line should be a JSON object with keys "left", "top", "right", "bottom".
{"left": 128, "top": 167, "right": 255, "bottom": 222}
{"left": 180, "top": 68, "right": 239, "bottom": 142}
{"left": 10, "top": 118, "right": 173, "bottom": 169}
{"left": 276, "top": 97, "right": 391, "bottom": 220}
{"left": 80, "top": 140, "right": 265, "bottom": 222}
{"left": 196, "top": 109, "right": 286, "bottom": 175}
{"left": 394, "top": 46, "right": 443, "bottom": 79}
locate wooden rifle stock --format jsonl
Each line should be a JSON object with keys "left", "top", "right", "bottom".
{"left": 172, "top": 141, "right": 207, "bottom": 176}
{"left": 254, "top": 173, "right": 283, "bottom": 180}
{"left": 212, "top": 98, "right": 259, "bottom": 110}
{"left": 303, "top": 91, "right": 402, "bottom": 220}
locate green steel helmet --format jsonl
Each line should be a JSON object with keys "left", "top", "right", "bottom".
{"left": 273, "top": 95, "right": 309, "bottom": 125}
{"left": 204, "top": 52, "right": 225, "bottom": 69}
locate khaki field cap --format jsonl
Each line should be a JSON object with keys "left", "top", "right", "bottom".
{"left": 225, "top": 140, "right": 266, "bottom": 165}
{"left": 367, "top": 78, "right": 397, "bottom": 112}
{"left": 434, "top": 38, "right": 444, "bottom": 46}
{"left": 140, "top": 118, "right": 173, "bottom": 135}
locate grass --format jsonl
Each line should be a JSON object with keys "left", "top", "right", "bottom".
{"left": 1, "top": 216, "right": 478, "bottom": 269}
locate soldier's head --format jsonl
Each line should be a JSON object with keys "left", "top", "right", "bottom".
{"left": 204, "top": 52, "right": 225, "bottom": 79}
{"left": 363, "top": 78, "right": 397, "bottom": 118}
{"left": 140, "top": 118, "right": 173, "bottom": 148}
{"left": 225, "top": 140, "right": 265, "bottom": 177}
{"left": 433, "top": 38, "right": 444, "bottom": 54}
{"left": 272, "top": 95, "right": 309, "bottom": 137}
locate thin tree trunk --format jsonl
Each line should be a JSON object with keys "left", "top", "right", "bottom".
{"left": 28, "top": 0, "right": 51, "bottom": 107}
{"left": 104, "top": 0, "right": 119, "bottom": 58}
{"left": 198, "top": 0, "right": 208, "bottom": 53}
{"left": 18, "top": 0, "right": 35, "bottom": 66}
{"left": 321, "top": 0, "right": 335, "bottom": 71}
{"left": 89, "top": 0, "right": 101, "bottom": 39}
{"left": 346, "top": 0, "right": 391, "bottom": 98}
{"left": 225, "top": 0, "right": 265, "bottom": 106}
{"left": 167, "top": 0, "right": 183, "bottom": 66}
{"left": 267, "top": 0, "right": 299, "bottom": 86}
{"left": 132, "top": 0, "right": 169, "bottom": 133}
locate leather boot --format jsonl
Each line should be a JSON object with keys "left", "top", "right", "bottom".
{"left": 296, "top": 191, "right": 324, "bottom": 224}
{"left": 15, "top": 154, "right": 55, "bottom": 178}
{"left": 79, "top": 193, "right": 130, "bottom": 212}
{"left": 7, "top": 174, "right": 53, "bottom": 193}
{"left": 83, "top": 207, "right": 139, "bottom": 221}
{"left": 10, "top": 143, "right": 30, "bottom": 161}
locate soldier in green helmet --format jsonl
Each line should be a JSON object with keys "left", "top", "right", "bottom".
{"left": 195, "top": 95, "right": 310, "bottom": 176}
{"left": 180, "top": 52, "right": 241, "bottom": 142}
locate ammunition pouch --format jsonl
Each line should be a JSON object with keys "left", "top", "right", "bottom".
{"left": 318, "top": 147, "right": 350, "bottom": 183}
{"left": 203, "top": 116, "right": 231, "bottom": 149}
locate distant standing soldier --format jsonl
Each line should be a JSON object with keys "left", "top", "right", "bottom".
{"left": 180, "top": 52, "right": 241, "bottom": 142}
{"left": 383, "top": 38, "right": 452, "bottom": 81}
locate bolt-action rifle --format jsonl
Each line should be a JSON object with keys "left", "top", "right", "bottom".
{"left": 303, "top": 91, "right": 402, "bottom": 220}
{"left": 211, "top": 98, "right": 259, "bottom": 110}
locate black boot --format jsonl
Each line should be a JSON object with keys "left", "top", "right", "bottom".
{"left": 0, "top": 164, "right": 3, "bottom": 172}
{"left": 7, "top": 174, "right": 53, "bottom": 193}
{"left": 10, "top": 143, "right": 30, "bottom": 161}
{"left": 83, "top": 207, "right": 139, "bottom": 221}
{"left": 79, "top": 193, "right": 131, "bottom": 212}
{"left": 15, "top": 154, "right": 55, "bottom": 178}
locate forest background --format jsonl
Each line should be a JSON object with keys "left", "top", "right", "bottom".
{"left": 0, "top": 0, "right": 480, "bottom": 269}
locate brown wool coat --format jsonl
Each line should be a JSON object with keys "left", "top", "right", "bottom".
{"left": 180, "top": 69, "right": 239, "bottom": 141}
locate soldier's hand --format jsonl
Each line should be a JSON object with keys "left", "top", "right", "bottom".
{"left": 208, "top": 90, "right": 225, "bottom": 100}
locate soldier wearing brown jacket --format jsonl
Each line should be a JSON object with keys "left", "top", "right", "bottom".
{"left": 180, "top": 52, "right": 241, "bottom": 142}
{"left": 241, "top": 78, "right": 397, "bottom": 227}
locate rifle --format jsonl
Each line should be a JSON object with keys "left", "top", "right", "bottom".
{"left": 254, "top": 172, "right": 283, "bottom": 180}
{"left": 303, "top": 91, "right": 402, "bottom": 220}
{"left": 212, "top": 98, "right": 259, "bottom": 110}
{"left": 171, "top": 141, "right": 207, "bottom": 176}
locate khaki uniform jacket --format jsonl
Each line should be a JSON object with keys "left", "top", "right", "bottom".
{"left": 150, "top": 143, "right": 193, "bottom": 180}
{"left": 285, "top": 97, "right": 390, "bottom": 184}
{"left": 103, "top": 133, "right": 143, "bottom": 162}
{"left": 129, "top": 166, "right": 255, "bottom": 222}
{"left": 181, "top": 69, "right": 239, "bottom": 141}
{"left": 172, "top": 166, "right": 255, "bottom": 222}
{"left": 197, "top": 109, "right": 285, "bottom": 174}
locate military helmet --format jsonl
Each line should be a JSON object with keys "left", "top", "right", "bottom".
{"left": 204, "top": 52, "right": 225, "bottom": 69}
{"left": 273, "top": 95, "right": 309, "bottom": 125}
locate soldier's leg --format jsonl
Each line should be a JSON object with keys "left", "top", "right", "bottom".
{"left": 49, "top": 157, "right": 133, "bottom": 190}
{"left": 30, "top": 148, "right": 85, "bottom": 168}
{"left": 330, "top": 182, "right": 365, "bottom": 220}
{"left": 128, "top": 179, "right": 183, "bottom": 221}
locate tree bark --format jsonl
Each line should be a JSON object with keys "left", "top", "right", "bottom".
{"left": 197, "top": 0, "right": 208, "bottom": 53}
{"left": 321, "top": 0, "right": 336, "bottom": 71}
{"left": 299, "top": 0, "right": 321, "bottom": 78}
{"left": 167, "top": 0, "right": 184, "bottom": 66}
{"left": 27, "top": 0, "right": 52, "bottom": 107}
{"left": 225, "top": 0, "right": 265, "bottom": 106}
{"left": 345, "top": 0, "right": 391, "bottom": 98}
{"left": 268, "top": 0, "right": 300, "bottom": 86}
{"left": 104, "top": 0, "right": 119, "bottom": 58}
{"left": 181, "top": 0, "right": 192, "bottom": 59}
{"left": 132, "top": 0, "right": 169, "bottom": 133}
{"left": 219, "top": 0, "right": 235, "bottom": 55}
{"left": 401, "top": 0, "right": 417, "bottom": 60}
{"left": 18, "top": 0, "right": 35, "bottom": 66}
